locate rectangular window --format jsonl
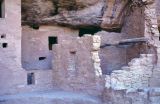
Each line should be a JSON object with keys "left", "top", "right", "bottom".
{"left": 48, "top": 36, "right": 57, "bottom": 50}
{"left": 39, "top": 57, "right": 46, "bottom": 61}
{"left": 0, "top": 0, "right": 5, "bottom": 18}
{"left": 27, "top": 73, "right": 35, "bottom": 85}
{"left": 2, "top": 43, "right": 7, "bottom": 48}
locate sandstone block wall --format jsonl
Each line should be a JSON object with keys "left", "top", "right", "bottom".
{"left": 97, "top": 31, "right": 147, "bottom": 75}
{"left": 0, "top": 0, "right": 26, "bottom": 95}
{"left": 105, "top": 54, "right": 155, "bottom": 91}
{"left": 52, "top": 35, "right": 104, "bottom": 96}
{"left": 102, "top": 1, "right": 160, "bottom": 104}
{"left": 102, "top": 88, "right": 160, "bottom": 104}
{"left": 22, "top": 26, "right": 78, "bottom": 70}
{"left": 0, "top": 1, "right": 56, "bottom": 95}
{"left": 1, "top": 0, "right": 160, "bottom": 104}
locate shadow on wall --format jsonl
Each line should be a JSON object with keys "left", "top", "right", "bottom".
{"left": 100, "top": 37, "right": 148, "bottom": 75}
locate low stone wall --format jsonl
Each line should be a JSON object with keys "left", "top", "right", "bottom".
{"left": 105, "top": 54, "right": 155, "bottom": 92}
{"left": 102, "top": 88, "right": 160, "bottom": 104}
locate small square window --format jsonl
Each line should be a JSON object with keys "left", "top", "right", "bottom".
{"left": 2, "top": 43, "right": 7, "bottom": 48}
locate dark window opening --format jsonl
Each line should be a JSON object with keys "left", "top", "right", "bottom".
{"left": 1, "top": 34, "right": 6, "bottom": 38}
{"left": 0, "top": 0, "right": 4, "bottom": 18}
{"left": 48, "top": 36, "right": 58, "bottom": 50}
{"left": 27, "top": 73, "right": 35, "bottom": 85}
{"left": 79, "top": 27, "right": 122, "bottom": 37}
{"left": 2, "top": 43, "right": 7, "bottom": 48}
{"left": 29, "top": 23, "right": 39, "bottom": 30}
{"left": 79, "top": 27, "right": 101, "bottom": 37}
{"left": 70, "top": 51, "right": 76, "bottom": 54}
{"left": 39, "top": 57, "right": 46, "bottom": 60}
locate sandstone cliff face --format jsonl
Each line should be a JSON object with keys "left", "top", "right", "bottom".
{"left": 22, "top": 0, "right": 131, "bottom": 30}
{"left": 22, "top": 0, "right": 55, "bottom": 23}
{"left": 22, "top": 0, "right": 157, "bottom": 31}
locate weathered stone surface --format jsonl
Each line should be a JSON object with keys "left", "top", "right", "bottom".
{"left": 22, "top": 0, "right": 55, "bottom": 22}
{"left": 22, "top": 26, "right": 78, "bottom": 70}
{"left": 42, "top": 1, "right": 104, "bottom": 28}
{"left": 100, "top": 0, "right": 128, "bottom": 30}
{"left": 105, "top": 54, "right": 155, "bottom": 91}
{"left": 52, "top": 35, "right": 104, "bottom": 96}
{"left": 22, "top": 0, "right": 129, "bottom": 30}
{"left": 1, "top": 0, "right": 160, "bottom": 104}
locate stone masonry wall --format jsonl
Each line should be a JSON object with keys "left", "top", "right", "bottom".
{"left": 96, "top": 31, "right": 127, "bottom": 74}
{"left": 96, "top": 31, "right": 147, "bottom": 75}
{"left": 0, "top": 0, "right": 26, "bottom": 95}
{"left": 52, "top": 35, "right": 104, "bottom": 96}
{"left": 0, "top": 0, "right": 55, "bottom": 95}
{"left": 22, "top": 26, "right": 78, "bottom": 70}
{"left": 105, "top": 54, "right": 155, "bottom": 91}
{"left": 102, "top": 1, "right": 160, "bottom": 104}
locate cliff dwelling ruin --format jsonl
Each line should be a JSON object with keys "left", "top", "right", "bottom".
{"left": 0, "top": 0, "right": 160, "bottom": 104}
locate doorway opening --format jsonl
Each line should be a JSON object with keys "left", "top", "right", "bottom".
{"left": 48, "top": 36, "right": 58, "bottom": 50}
